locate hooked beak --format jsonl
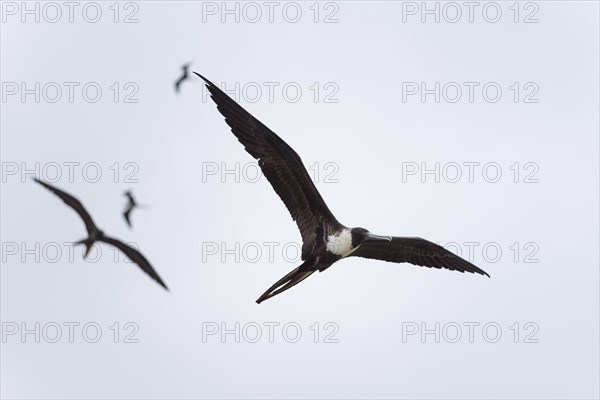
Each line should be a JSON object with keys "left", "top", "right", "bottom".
{"left": 363, "top": 233, "right": 393, "bottom": 242}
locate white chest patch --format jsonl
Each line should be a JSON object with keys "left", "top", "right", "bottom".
{"left": 326, "top": 229, "right": 357, "bottom": 257}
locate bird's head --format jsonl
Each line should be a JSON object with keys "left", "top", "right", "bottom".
{"left": 350, "top": 227, "right": 392, "bottom": 247}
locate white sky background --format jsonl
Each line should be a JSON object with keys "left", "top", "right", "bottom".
{"left": 1, "top": 1, "right": 599, "bottom": 399}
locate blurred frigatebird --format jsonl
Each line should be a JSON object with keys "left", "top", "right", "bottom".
{"left": 174, "top": 63, "right": 191, "bottom": 93}
{"left": 33, "top": 178, "right": 169, "bottom": 291}
{"left": 123, "top": 190, "right": 138, "bottom": 228}
{"left": 196, "top": 73, "right": 489, "bottom": 304}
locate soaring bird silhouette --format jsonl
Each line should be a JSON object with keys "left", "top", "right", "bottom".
{"left": 123, "top": 190, "right": 138, "bottom": 228}
{"left": 174, "top": 63, "right": 191, "bottom": 93}
{"left": 196, "top": 72, "right": 489, "bottom": 304}
{"left": 33, "top": 178, "right": 168, "bottom": 291}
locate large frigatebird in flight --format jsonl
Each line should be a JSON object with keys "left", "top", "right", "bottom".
{"left": 33, "top": 178, "right": 169, "bottom": 291}
{"left": 195, "top": 73, "right": 489, "bottom": 304}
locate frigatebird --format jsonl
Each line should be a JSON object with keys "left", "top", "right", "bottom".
{"left": 123, "top": 190, "right": 137, "bottom": 228}
{"left": 174, "top": 63, "right": 191, "bottom": 93}
{"left": 195, "top": 73, "right": 489, "bottom": 304}
{"left": 33, "top": 178, "right": 168, "bottom": 291}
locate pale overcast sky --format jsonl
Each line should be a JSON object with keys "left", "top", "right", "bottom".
{"left": 1, "top": 1, "right": 599, "bottom": 399}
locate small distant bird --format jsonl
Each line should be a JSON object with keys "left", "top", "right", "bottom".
{"left": 33, "top": 178, "right": 168, "bottom": 291}
{"left": 174, "top": 63, "right": 191, "bottom": 93}
{"left": 196, "top": 72, "right": 490, "bottom": 304}
{"left": 123, "top": 190, "right": 137, "bottom": 228}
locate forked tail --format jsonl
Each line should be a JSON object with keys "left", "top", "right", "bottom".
{"left": 74, "top": 238, "right": 95, "bottom": 259}
{"left": 256, "top": 263, "right": 316, "bottom": 304}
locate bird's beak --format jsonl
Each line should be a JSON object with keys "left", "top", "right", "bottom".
{"left": 364, "top": 233, "right": 392, "bottom": 242}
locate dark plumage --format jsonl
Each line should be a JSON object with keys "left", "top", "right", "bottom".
{"left": 196, "top": 72, "right": 489, "bottom": 304}
{"left": 33, "top": 178, "right": 168, "bottom": 291}
{"left": 175, "top": 63, "right": 191, "bottom": 93}
{"left": 351, "top": 237, "right": 489, "bottom": 275}
{"left": 123, "top": 190, "right": 136, "bottom": 228}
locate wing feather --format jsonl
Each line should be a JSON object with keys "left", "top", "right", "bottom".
{"left": 352, "top": 237, "right": 490, "bottom": 277}
{"left": 34, "top": 178, "right": 97, "bottom": 236}
{"left": 99, "top": 236, "right": 169, "bottom": 291}
{"left": 196, "top": 73, "right": 340, "bottom": 259}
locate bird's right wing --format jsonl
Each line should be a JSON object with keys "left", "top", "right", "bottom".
{"left": 123, "top": 211, "right": 132, "bottom": 228}
{"left": 196, "top": 73, "right": 341, "bottom": 260}
{"left": 99, "top": 236, "right": 169, "bottom": 291}
{"left": 351, "top": 237, "right": 490, "bottom": 277}
{"left": 33, "top": 178, "right": 97, "bottom": 237}
{"left": 123, "top": 205, "right": 133, "bottom": 228}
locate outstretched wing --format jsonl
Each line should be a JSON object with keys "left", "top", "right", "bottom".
{"left": 352, "top": 237, "right": 490, "bottom": 277}
{"left": 123, "top": 210, "right": 132, "bottom": 228}
{"left": 124, "top": 191, "right": 134, "bottom": 202}
{"left": 123, "top": 205, "right": 133, "bottom": 228}
{"left": 197, "top": 72, "right": 340, "bottom": 259}
{"left": 175, "top": 76, "right": 184, "bottom": 93}
{"left": 99, "top": 236, "right": 169, "bottom": 291}
{"left": 33, "top": 178, "right": 97, "bottom": 237}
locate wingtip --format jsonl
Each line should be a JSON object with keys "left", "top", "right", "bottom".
{"left": 158, "top": 281, "right": 170, "bottom": 292}
{"left": 478, "top": 269, "right": 491, "bottom": 278}
{"left": 478, "top": 266, "right": 491, "bottom": 278}
{"left": 32, "top": 177, "right": 51, "bottom": 189}
{"left": 192, "top": 71, "right": 211, "bottom": 85}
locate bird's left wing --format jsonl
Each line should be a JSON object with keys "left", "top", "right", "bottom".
{"left": 99, "top": 236, "right": 169, "bottom": 291}
{"left": 33, "top": 178, "right": 98, "bottom": 237}
{"left": 351, "top": 237, "right": 490, "bottom": 277}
